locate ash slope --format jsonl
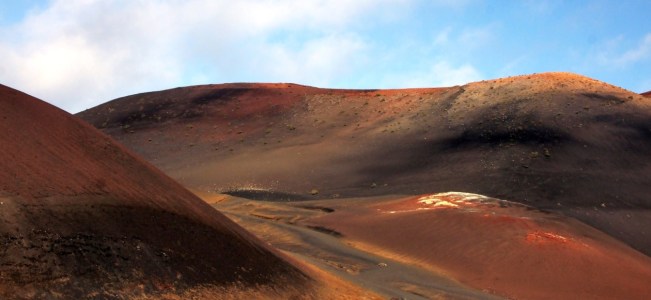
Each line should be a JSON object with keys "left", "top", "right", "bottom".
{"left": 78, "top": 73, "right": 651, "bottom": 255}
{"left": 0, "top": 84, "right": 315, "bottom": 299}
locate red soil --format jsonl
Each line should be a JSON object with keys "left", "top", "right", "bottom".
{"left": 0, "top": 84, "right": 321, "bottom": 298}
{"left": 641, "top": 90, "right": 651, "bottom": 97}
{"left": 306, "top": 193, "right": 651, "bottom": 300}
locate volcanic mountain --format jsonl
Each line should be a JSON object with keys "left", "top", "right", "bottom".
{"left": 0, "top": 84, "right": 363, "bottom": 299}
{"left": 77, "top": 72, "right": 651, "bottom": 257}
{"left": 642, "top": 90, "right": 651, "bottom": 97}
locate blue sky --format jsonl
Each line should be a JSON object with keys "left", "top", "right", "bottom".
{"left": 1, "top": 0, "right": 650, "bottom": 113}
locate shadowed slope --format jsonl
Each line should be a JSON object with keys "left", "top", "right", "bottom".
{"left": 0, "top": 84, "right": 317, "bottom": 299}
{"left": 77, "top": 73, "right": 651, "bottom": 255}
{"left": 642, "top": 90, "right": 651, "bottom": 97}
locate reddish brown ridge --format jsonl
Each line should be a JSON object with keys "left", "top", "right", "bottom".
{"left": 78, "top": 72, "right": 651, "bottom": 257}
{"left": 0, "top": 84, "right": 369, "bottom": 299}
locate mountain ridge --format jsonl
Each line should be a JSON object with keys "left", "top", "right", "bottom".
{"left": 77, "top": 72, "right": 651, "bottom": 257}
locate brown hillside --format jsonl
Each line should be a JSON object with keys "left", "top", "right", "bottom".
{"left": 0, "top": 84, "right": 323, "bottom": 299}
{"left": 77, "top": 73, "right": 651, "bottom": 256}
{"left": 642, "top": 90, "right": 651, "bottom": 97}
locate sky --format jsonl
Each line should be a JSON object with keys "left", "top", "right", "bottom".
{"left": 1, "top": 0, "right": 650, "bottom": 113}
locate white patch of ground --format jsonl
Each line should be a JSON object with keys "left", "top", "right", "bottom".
{"left": 417, "top": 192, "right": 489, "bottom": 208}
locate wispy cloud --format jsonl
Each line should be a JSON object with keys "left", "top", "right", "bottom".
{"left": 429, "top": 24, "right": 497, "bottom": 56}
{"left": 613, "top": 34, "right": 651, "bottom": 65}
{"left": 383, "top": 61, "right": 482, "bottom": 88}
{"left": 521, "top": 0, "right": 558, "bottom": 14}
{"left": 458, "top": 26, "right": 495, "bottom": 50}
{"left": 596, "top": 33, "right": 651, "bottom": 67}
{"left": 249, "top": 33, "right": 369, "bottom": 86}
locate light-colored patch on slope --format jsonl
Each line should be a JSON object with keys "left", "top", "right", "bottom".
{"left": 418, "top": 192, "right": 488, "bottom": 207}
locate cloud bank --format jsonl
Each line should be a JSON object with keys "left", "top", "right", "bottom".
{"left": 0, "top": 0, "right": 482, "bottom": 112}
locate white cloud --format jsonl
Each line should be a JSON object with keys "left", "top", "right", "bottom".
{"left": 257, "top": 34, "right": 368, "bottom": 85}
{"left": 392, "top": 24, "right": 492, "bottom": 88}
{"left": 597, "top": 33, "right": 651, "bottom": 67}
{"left": 384, "top": 61, "right": 482, "bottom": 88}
{"left": 429, "top": 25, "right": 496, "bottom": 55}
{"left": 522, "top": 0, "right": 557, "bottom": 14}
{"left": 458, "top": 25, "right": 496, "bottom": 51}
{"left": 425, "top": 61, "right": 482, "bottom": 87}
{"left": 0, "top": 0, "right": 409, "bottom": 112}
{"left": 613, "top": 34, "right": 651, "bottom": 65}
{"left": 433, "top": 27, "right": 452, "bottom": 46}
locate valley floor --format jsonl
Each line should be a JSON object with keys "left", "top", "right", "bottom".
{"left": 201, "top": 191, "right": 651, "bottom": 300}
{"left": 205, "top": 193, "right": 499, "bottom": 299}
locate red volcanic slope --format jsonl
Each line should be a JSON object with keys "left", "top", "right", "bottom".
{"left": 642, "top": 90, "right": 651, "bottom": 97}
{"left": 307, "top": 193, "right": 651, "bottom": 300}
{"left": 77, "top": 73, "right": 651, "bottom": 256}
{"left": 0, "top": 84, "right": 313, "bottom": 298}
